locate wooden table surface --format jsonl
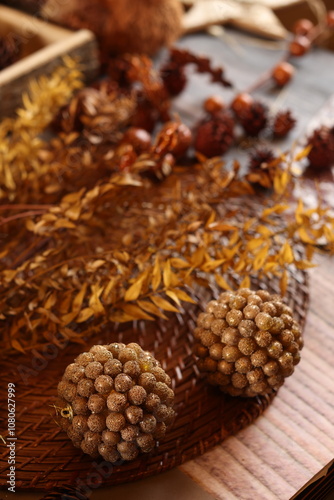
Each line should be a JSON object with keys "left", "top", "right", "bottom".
{"left": 174, "top": 30, "right": 334, "bottom": 500}
{"left": 1, "top": 28, "right": 334, "bottom": 500}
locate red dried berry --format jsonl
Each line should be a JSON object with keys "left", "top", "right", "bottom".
{"left": 168, "top": 122, "right": 192, "bottom": 157}
{"left": 272, "top": 62, "right": 295, "bottom": 87}
{"left": 204, "top": 95, "right": 225, "bottom": 115}
{"left": 121, "top": 127, "right": 152, "bottom": 154}
{"left": 289, "top": 36, "right": 311, "bottom": 57}
{"left": 231, "top": 93, "right": 253, "bottom": 116}
{"left": 292, "top": 18, "right": 314, "bottom": 36}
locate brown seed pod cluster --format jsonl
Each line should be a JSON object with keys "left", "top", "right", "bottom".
{"left": 246, "top": 147, "right": 281, "bottom": 189}
{"left": 194, "top": 92, "right": 297, "bottom": 159}
{"left": 272, "top": 110, "right": 296, "bottom": 139}
{"left": 305, "top": 125, "right": 334, "bottom": 170}
{"left": 57, "top": 343, "right": 175, "bottom": 463}
{"left": 193, "top": 288, "right": 303, "bottom": 397}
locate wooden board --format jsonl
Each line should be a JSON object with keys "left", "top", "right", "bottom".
{"left": 175, "top": 31, "right": 334, "bottom": 500}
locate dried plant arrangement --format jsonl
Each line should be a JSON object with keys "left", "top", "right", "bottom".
{"left": 1, "top": 16, "right": 334, "bottom": 489}
{"left": 0, "top": 56, "right": 83, "bottom": 202}
{"left": 1, "top": 60, "right": 334, "bottom": 358}
{"left": 1, "top": 29, "right": 334, "bottom": 360}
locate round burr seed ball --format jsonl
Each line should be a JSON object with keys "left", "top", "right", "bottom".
{"left": 193, "top": 288, "right": 303, "bottom": 397}
{"left": 57, "top": 343, "right": 175, "bottom": 463}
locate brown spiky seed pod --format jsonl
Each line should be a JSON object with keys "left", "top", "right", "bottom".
{"left": 246, "top": 148, "right": 279, "bottom": 189}
{"left": 272, "top": 110, "right": 296, "bottom": 138}
{"left": 248, "top": 147, "right": 276, "bottom": 171}
{"left": 194, "top": 111, "right": 235, "bottom": 158}
{"left": 57, "top": 343, "right": 175, "bottom": 463}
{"left": 193, "top": 288, "right": 303, "bottom": 397}
{"left": 306, "top": 126, "right": 334, "bottom": 170}
{"left": 238, "top": 101, "right": 268, "bottom": 137}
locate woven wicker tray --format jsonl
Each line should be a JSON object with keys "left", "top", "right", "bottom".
{"left": 0, "top": 252, "right": 309, "bottom": 490}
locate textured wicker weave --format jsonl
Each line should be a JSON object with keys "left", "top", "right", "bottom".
{"left": 0, "top": 261, "right": 309, "bottom": 490}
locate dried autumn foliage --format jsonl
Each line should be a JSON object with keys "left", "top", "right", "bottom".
{"left": 0, "top": 57, "right": 83, "bottom": 202}
{"left": 1, "top": 58, "right": 334, "bottom": 358}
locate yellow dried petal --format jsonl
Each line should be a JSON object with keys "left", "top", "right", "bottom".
{"left": 121, "top": 303, "right": 154, "bottom": 320}
{"left": 151, "top": 295, "right": 179, "bottom": 312}
{"left": 214, "top": 274, "right": 231, "bottom": 291}
{"left": 136, "top": 300, "right": 168, "bottom": 319}
{"left": 124, "top": 277, "right": 145, "bottom": 302}
{"left": 77, "top": 307, "right": 95, "bottom": 323}
{"left": 166, "top": 290, "right": 181, "bottom": 306}
{"left": 280, "top": 269, "right": 288, "bottom": 295}
{"left": 239, "top": 275, "right": 251, "bottom": 288}
{"left": 173, "top": 288, "right": 196, "bottom": 304}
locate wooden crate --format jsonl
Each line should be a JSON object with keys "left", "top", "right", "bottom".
{"left": 0, "top": 5, "right": 99, "bottom": 117}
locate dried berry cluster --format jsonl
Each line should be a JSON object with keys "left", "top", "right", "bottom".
{"left": 246, "top": 12, "right": 334, "bottom": 91}
{"left": 163, "top": 47, "right": 232, "bottom": 91}
{"left": 194, "top": 289, "right": 303, "bottom": 397}
{"left": 1, "top": 51, "right": 334, "bottom": 359}
{"left": 194, "top": 93, "right": 296, "bottom": 172}
{"left": 288, "top": 14, "right": 334, "bottom": 59}
{"left": 36, "top": 48, "right": 232, "bottom": 192}
{"left": 245, "top": 122, "right": 334, "bottom": 179}
{"left": 57, "top": 343, "right": 175, "bottom": 462}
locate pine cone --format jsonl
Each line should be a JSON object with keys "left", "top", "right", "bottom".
{"left": 0, "top": 37, "right": 19, "bottom": 71}
{"left": 193, "top": 288, "right": 303, "bottom": 397}
{"left": 238, "top": 101, "right": 268, "bottom": 137}
{"left": 52, "top": 86, "right": 136, "bottom": 141}
{"left": 306, "top": 126, "right": 334, "bottom": 170}
{"left": 272, "top": 110, "right": 296, "bottom": 138}
{"left": 246, "top": 147, "right": 279, "bottom": 189}
{"left": 57, "top": 343, "right": 175, "bottom": 463}
{"left": 194, "top": 111, "right": 235, "bottom": 158}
